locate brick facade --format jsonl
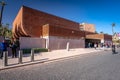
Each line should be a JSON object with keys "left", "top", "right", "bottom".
{"left": 13, "top": 6, "right": 81, "bottom": 39}
{"left": 86, "top": 34, "right": 112, "bottom": 40}
{"left": 79, "top": 23, "right": 95, "bottom": 33}
{"left": 12, "top": 6, "right": 112, "bottom": 50}
{"left": 42, "top": 24, "right": 85, "bottom": 39}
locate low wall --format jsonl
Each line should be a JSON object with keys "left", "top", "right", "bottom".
{"left": 49, "top": 36, "right": 85, "bottom": 50}
{"left": 20, "top": 37, "right": 46, "bottom": 49}
{"left": 19, "top": 36, "right": 85, "bottom": 50}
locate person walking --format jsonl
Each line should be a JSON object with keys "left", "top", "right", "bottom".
{"left": 0, "top": 40, "right": 7, "bottom": 59}
{"left": 11, "top": 41, "right": 17, "bottom": 58}
{"left": 112, "top": 44, "right": 116, "bottom": 54}
{"left": 88, "top": 42, "right": 91, "bottom": 48}
{"left": 94, "top": 43, "right": 97, "bottom": 49}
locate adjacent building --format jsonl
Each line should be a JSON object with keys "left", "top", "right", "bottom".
{"left": 79, "top": 23, "right": 95, "bottom": 33}
{"left": 79, "top": 23, "right": 112, "bottom": 47}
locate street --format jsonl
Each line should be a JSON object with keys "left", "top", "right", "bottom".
{"left": 0, "top": 48, "right": 120, "bottom": 80}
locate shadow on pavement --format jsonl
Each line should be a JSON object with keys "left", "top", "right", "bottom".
{"left": 112, "top": 52, "right": 119, "bottom": 54}
{"left": 7, "top": 58, "right": 49, "bottom": 67}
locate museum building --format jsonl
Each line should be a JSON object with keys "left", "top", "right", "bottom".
{"left": 12, "top": 6, "right": 112, "bottom": 50}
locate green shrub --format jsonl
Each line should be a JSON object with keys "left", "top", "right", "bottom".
{"left": 22, "top": 48, "right": 31, "bottom": 54}
{"left": 21, "top": 48, "right": 48, "bottom": 54}
{"left": 33, "top": 48, "right": 48, "bottom": 53}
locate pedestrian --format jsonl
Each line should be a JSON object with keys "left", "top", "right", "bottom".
{"left": 112, "top": 44, "right": 116, "bottom": 54}
{"left": 98, "top": 43, "right": 101, "bottom": 49}
{"left": 15, "top": 39, "right": 20, "bottom": 48}
{"left": 88, "top": 42, "right": 91, "bottom": 48}
{"left": 94, "top": 43, "right": 97, "bottom": 49}
{"left": 11, "top": 41, "right": 17, "bottom": 58}
{"left": 0, "top": 40, "right": 7, "bottom": 59}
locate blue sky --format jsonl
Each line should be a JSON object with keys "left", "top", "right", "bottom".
{"left": 2, "top": 0, "right": 120, "bottom": 35}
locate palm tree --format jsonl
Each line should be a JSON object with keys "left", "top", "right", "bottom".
{"left": 0, "top": 26, "right": 3, "bottom": 35}
{"left": 95, "top": 31, "right": 98, "bottom": 33}
{"left": 0, "top": 1, "right": 6, "bottom": 27}
{"left": 5, "top": 24, "right": 12, "bottom": 38}
{"left": 112, "top": 23, "right": 115, "bottom": 35}
{"left": 0, "top": 23, "right": 12, "bottom": 38}
{"left": 100, "top": 31, "right": 104, "bottom": 34}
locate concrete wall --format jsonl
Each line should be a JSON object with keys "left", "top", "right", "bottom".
{"left": 20, "top": 37, "right": 46, "bottom": 49}
{"left": 48, "top": 36, "right": 85, "bottom": 50}
{"left": 19, "top": 36, "right": 85, "bottom": 50}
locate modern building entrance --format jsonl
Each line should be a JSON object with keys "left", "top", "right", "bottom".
{"left": 85, "top": 39, "right": 101, "bottom": 48}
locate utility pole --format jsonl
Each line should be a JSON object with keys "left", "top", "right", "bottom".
{"left": 0, "top": 0, "right": 6, "bottom": 27}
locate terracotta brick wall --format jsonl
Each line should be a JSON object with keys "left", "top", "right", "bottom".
{"left": 86, "top": 34, "right": 112, "bottom": 42}
{"left": 42, "top": 24, "right": 49, "bottom": 37}
{"left": 12, "top": 7, "right": 23, "bottom": 38}
{"left": 42, "top": 24, "right": 85, "bottom": 38}
{"left": 104, "top": 34, "right": 112, "bottom": 41}
{"left": 49, "top": 25, "right": 85, "bottom": 38}
{"left": 86, "top": 34, "right": 104, "bottom": 40}
{"left": 80, "top": 23, "right": 95, "bottom": 33}
{"left": 22, "top": 6, "right": 79, "bottom": 37}
{"left": 84, "top": 24, "right": 95, "bottom": 33}
{"left": 12, "top": 6, "right": 31, "bottom": 39}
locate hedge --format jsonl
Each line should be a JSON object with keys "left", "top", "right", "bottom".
{"left": 21, "top": 48, "right": 48, "bottom": 54}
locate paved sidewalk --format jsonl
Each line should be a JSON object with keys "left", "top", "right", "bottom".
{"left": 0, "top": 48, "right": 111, "bottom": 70}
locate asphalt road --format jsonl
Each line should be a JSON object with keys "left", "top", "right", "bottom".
{"left": 0, "top": 48, "right": 120, "bottom": 80}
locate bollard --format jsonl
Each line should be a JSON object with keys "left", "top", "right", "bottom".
{"left": 3, "top": 51, "right": 8, "bottom": 66}
{"left": 31, "top": 49, "right": 34, "bottom": 62}
{"left": 66, "top": 42, "right": 70, "bottom": 51}
{"left": 18, "top": 50, "right": 23, "bottom": 64}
